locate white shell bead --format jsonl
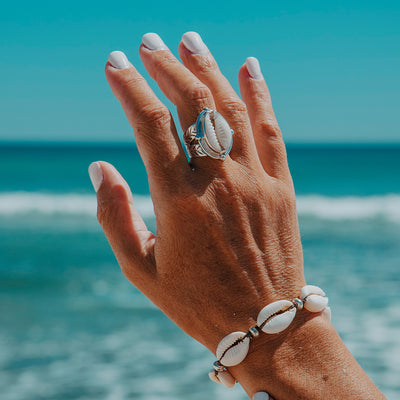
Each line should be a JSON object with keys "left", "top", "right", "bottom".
{"left": 300, "top": 285, "right": 326, "bottom": 299}
{"left": 257, "top": 300, "right": 297, "bottom": 334}
{"left": 208, "top": 370, "right": 221, "bottom": 384}
{"left": 216, "top": 331, "right": 250, "bottom": 367}
{"left": 301, "top": 285, "right": 328, "bottom": 312}
{"left": 304, "top": 294, "right": 329, "bottom": 312}
{"left": 217, "top": 370, "right": 236, "bottom": 388}
{"left": 322, "top": 306, "right": 332, "bottom": 322}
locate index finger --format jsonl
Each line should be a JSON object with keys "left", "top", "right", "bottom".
{"left": 105, "top": 51, "right": 190, "bottom": 192}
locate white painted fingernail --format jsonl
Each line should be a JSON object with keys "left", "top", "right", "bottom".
{"left": 246, "top": 57, "right": 263, "bottom": 80}
{"left": 88, "top": 162, "right": 103, "bottom": 192}
{"left": 142, "top": 32, "right": 167, "bottom": 51}
{"left": 182, "top": 31, "right": 207, "bottom": 55}
{"left": 108, "top": 51, "right": 131, "bottom": 69}
{"left": 252, "top": 392, "right": 270, "bottom": 400}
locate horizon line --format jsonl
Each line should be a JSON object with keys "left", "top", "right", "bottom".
{"left": 0, "top": 140, "right": 399, "bottom": 148}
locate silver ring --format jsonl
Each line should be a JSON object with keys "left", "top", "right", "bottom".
{"left": 184, "top": 108, "right": 234, "bottom": 160}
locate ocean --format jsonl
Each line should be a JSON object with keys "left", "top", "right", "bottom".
{"left": 0, "top": 144, "right": 399, "bottom": 400}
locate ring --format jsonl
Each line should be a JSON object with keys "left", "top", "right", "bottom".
{"left": 184, "top": 108, "right": 234, "bottom": 160}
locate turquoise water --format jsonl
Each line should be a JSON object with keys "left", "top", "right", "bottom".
{"left": 0, "top": 144, "right": 399, "bottom": 399}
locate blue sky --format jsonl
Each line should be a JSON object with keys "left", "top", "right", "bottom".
{"left": 0, "top": 0, "right": 399, "bottom": 143}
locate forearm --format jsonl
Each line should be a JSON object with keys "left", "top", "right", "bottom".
{"left": 231, "top": 315, "right": 385, "bottom": 400}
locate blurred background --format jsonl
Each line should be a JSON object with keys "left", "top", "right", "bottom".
{"left": 0, "top": 1, "right": 399, "bottom": 399}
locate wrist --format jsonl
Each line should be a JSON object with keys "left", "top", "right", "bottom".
{"left": 231, "top": 314, "right": 331, "bottom": 395}
{"left": 208, "top": 285, "right": 327, "bottom": 387}
{"left": 231, "top": 315, "right": 384, "bottom": 399}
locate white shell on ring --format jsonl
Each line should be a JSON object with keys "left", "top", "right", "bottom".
{"left": 300, "top": 285, "right": 326, "bottom": 299}
{"left": 201, "top": 110, "right": 233, "bottom": 154}
{"left": 217, "top": 370, "right": 236, "bottom": 388}
{"left": 208, "top": 370, "right": 221, "bottom": 384}
{"left": 257, "top": 300, "right": 297, "bottom": 334}
{"left": 204, "top": 112, "right": 222, "bottom": 152}
{"left": 213, "top": 111, "right": 232, "bottom": 150}
{"left": 216, "top": 331, "right": 250, "bottom": 367}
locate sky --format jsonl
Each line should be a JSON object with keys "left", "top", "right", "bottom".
{"left": 0, "top": 0, "right": 399, "bottom": 143}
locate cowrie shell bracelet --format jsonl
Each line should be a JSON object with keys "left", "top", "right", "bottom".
{"left": 209, "top": 285, "right": 331, "bottom": 389}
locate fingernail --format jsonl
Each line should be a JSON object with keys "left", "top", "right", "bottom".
{"left": 252, "top": 392, "right": 270, "bottom": 400}
{"left": 88, "top": 162, "right": 103, "bottom": 192}
{"left": 246, "top": 57, "right": 263, "bottom": 80}
{"left": 182, "top": 31, "right": 207, "bottom": 55}
{"left": 108, "top": 51, "right": 131, "bottom": 69}
{"left": 142, "top": 32, "right": 167, "bottom": 51}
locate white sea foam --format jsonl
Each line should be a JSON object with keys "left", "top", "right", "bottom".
{"left": 297, "top": 194, "right": 400, "bottom": 222}
{"left": 0, "top": 192, "right": 399, "bottom": 222}
{"left": 0, "top": 192, "right": 155, "bottom": 219}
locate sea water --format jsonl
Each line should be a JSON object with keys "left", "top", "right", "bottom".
{"left": 0, "top": 144, "right": 399, "bottom": 399}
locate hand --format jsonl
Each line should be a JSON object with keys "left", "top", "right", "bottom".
{"left": 89, "top": 32, "right": 385, "bottom": 400}
{"left": 94, "top": 32, "right": 303, "bottom": 348}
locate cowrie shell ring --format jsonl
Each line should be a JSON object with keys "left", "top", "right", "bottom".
{"left": 184, "top": 108, "right": 234, "bottom": 160}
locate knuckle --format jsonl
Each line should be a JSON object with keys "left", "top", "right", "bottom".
{"left": 184, "top": 83, "right": 212, "bottom": 105}
{"left": 152, "top": 57, "right": 176, "bottom": 81}
{"left": 208, "top": 176, "right": 232, "bottom": 197}
{"left": 122, "top": 74, "right": 146, "bottom": 94}
{"left": 118, "top": 75, "right": 146, "bottom": 104}
{"left": 195, "top": 56, "right": 218, "bottom": 76}
{"left": 139, "top": 104, "right": 171, "bottom": 130}
{"left": 222, "top": 98, "right": 248, "bottom": 116}
{"left": 258, "top": 119, "right": 288, "bottom": 161}
{"left": 259, "top": 119, "right": 282, "bottom": 139}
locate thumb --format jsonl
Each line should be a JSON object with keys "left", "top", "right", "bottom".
{"left": 88, "top": 161, "right": 156, "bottom": 284}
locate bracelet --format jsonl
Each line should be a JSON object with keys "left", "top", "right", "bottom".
{"left": 208, "top": 285, "right": 331, "bottom": 389}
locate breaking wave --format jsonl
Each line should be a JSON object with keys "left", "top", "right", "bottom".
{"left": 0, "top": 192, "right": 399, "bottom": 222}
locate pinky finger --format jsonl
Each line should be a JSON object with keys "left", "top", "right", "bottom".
{"left": 239, "top": 57, "right": 290, "bottom": 181}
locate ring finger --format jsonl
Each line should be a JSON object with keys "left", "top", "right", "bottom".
{"left": 179, "top": 32, "right": 259, "bottom": 168}
{"left": 139, "top": 33, "right": 233, "bottom": 171}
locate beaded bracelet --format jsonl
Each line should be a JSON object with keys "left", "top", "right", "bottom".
{"left": 208, "top": 285, "right": 331, "bottom": 389}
